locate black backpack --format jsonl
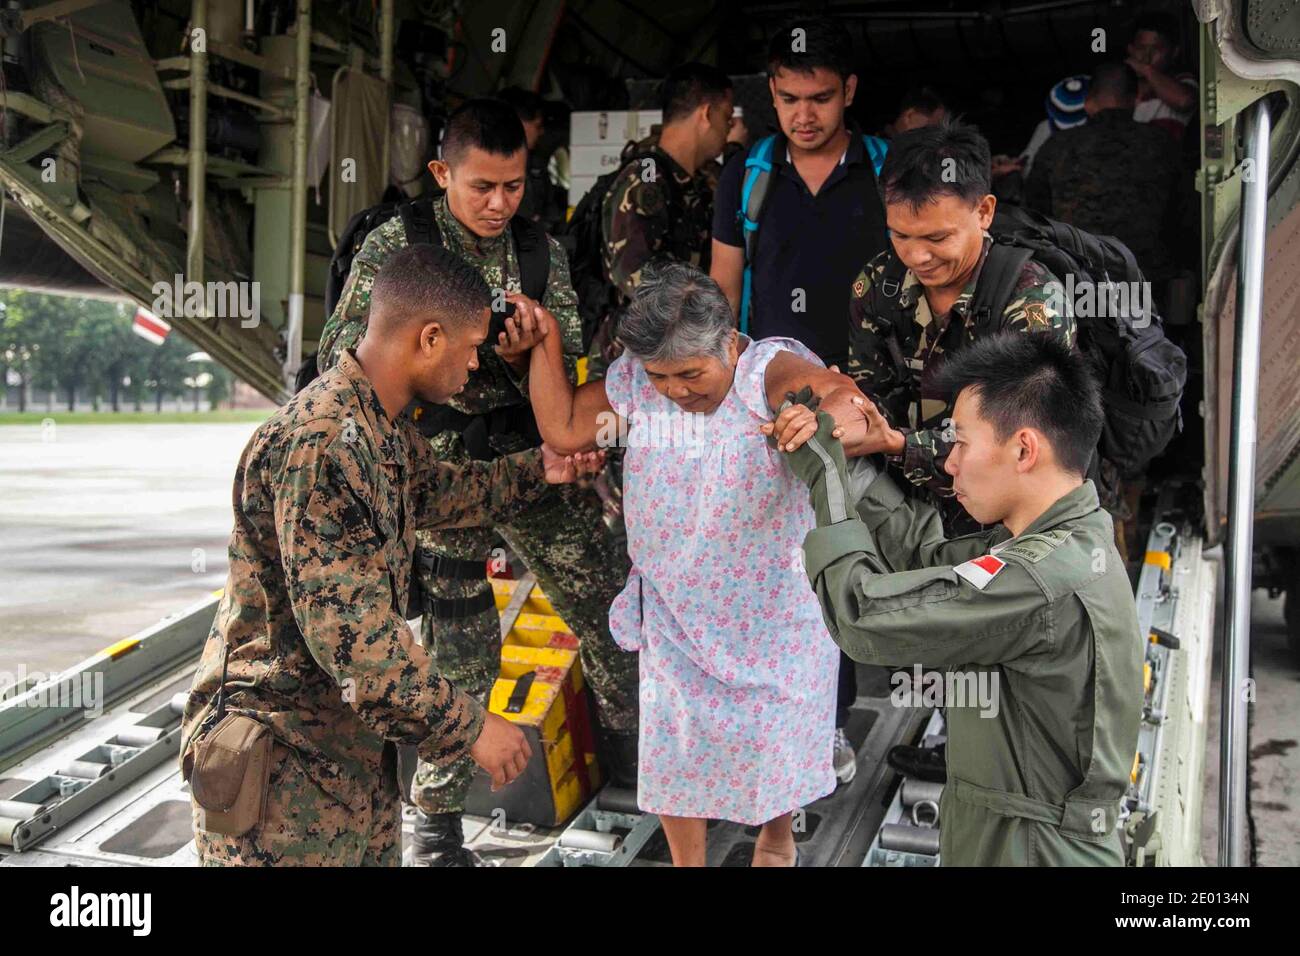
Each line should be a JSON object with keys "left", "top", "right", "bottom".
{"left": 875, "top": 205, "right": 1187, "bottom": 479}
{"left": 560, "top": 142, "right": 680, "bottom": 351}
{"left": 325, "top": 195, "right": 550, "bottom": 318}
{"left": 324, "top": 197, "right": 552, "bottom": 454}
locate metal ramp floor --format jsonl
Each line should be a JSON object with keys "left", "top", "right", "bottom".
{"left": 0, "top": 656, "right": 925, "bottom": 868}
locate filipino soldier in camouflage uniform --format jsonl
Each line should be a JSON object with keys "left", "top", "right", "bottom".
{"left": 601, "top": 65, "right": 732, "bottom": 300}
{"left": 317, "top": 99, "right": 637, "bottom": 865}
{"left": 774, "top": 334, "right": 1142, "bottom": 866}
{"left": 586, "top": 65, "right": 732, "bottom": 379}
{"left": 181, "top": 245, "right": 596, "bottom": 866}
{"left": 845, "top": 121, "right": 1074, "bottom": 535}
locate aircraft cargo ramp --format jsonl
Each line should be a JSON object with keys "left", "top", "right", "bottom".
{"left": 0, "top": 509, "right": 1214, "bottom": 868}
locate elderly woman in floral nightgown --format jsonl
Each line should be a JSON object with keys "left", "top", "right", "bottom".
{"left": 508, "top": 262, "right": 870, "bottom": 866}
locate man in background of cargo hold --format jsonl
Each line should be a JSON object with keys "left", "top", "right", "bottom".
{"left": 572, "top": 63, "right": 733, "bottom": 380}
{"left": 1025, "top": 62, "right": 1185, "bottom": 297}
{"left": 181, "top": 245, "right": 598, "bottom": 866}
{"left": 498, "top": 86, "right": 568, "bottom": 235}
{"left": 601, "top": 63, "right": 732, "bottom": 309}
{"left": 317, "top": 99, "right": 638, "bottom": 867}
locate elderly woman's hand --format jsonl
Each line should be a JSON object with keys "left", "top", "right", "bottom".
{"left": 541, "top": 444, "right": 606, "bottom": 484}
{"left": 762, "top": 402, "right": 820, "bottom": 452}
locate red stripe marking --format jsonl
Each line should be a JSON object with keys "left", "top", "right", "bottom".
{"left": 133, "top": 310, "right": 171, "bottom": 339}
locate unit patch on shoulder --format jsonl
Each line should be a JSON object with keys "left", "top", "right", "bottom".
{"left": 995, "top": 529, "right": 1073, "bottom": 564}
{"left": 953, "top": 554, "right": 1007, "bottom": 590}
{"left": 853, "top": 277, "right": 866, "bottom": 297}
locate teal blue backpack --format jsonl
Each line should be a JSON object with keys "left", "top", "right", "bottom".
{"left": 737, "top": 132, "right": 888, "bottom": 332}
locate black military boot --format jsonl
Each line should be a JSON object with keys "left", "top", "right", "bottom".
{"left": 597, "top": 730, "right": 639, "bottom": 790}
{"left": 410, "top": 810, "right": 480, "bottom": 867}
{"left": 885, "top": 743, "right": 947, "bottom": 783}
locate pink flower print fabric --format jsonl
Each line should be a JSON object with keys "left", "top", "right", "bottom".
{"left": 601, "top": 336, "right": 838, "bottom": 824}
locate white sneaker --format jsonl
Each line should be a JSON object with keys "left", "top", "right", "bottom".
{"left": 833, "top": 727, "right": 857, "bottom": 784}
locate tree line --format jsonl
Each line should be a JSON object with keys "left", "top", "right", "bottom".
{"left": 0, "top": 290, "right": 233, "bottom": 413}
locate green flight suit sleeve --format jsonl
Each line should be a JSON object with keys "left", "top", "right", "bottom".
{"left": 788, "top": 412, "right": 1051, "bottom": 669}
{"left": 847, "top": 457, "right": 1001, "bottom": 572}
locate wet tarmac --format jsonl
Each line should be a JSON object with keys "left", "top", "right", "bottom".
{"left": 0, "top": 421, "right": 258, "bottom": 679}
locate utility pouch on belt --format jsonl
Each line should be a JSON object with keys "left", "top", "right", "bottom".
{"left": 184, "top": 712, "right": 274, "bottom": 837}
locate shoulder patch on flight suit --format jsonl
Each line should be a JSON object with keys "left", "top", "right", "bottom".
{"left": 953, "top": 554, "right": 1007, "bottom": 590}
{"left": 994, "top": 529, "right": 1073, "bottom": 564}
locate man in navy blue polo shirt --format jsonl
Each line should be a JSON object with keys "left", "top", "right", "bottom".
{"left": 710, "top": 16, "right": 890, "bottom": 785}
{"left": 710, "top": 16, "right": 889, "bottom": 372}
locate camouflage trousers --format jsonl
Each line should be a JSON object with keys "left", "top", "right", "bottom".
{"left": 194, "top": 744, "right": 402, "bottom": 867}
{"left": 409, "top": 439, "right": 637, "bottom": 816}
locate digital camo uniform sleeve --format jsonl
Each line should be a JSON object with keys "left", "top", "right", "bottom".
{"left": 273, "top": 421, "right": 485, "bottom": 767}
{"left": 845, "top": 257, "right": 910, "bottom": 426}
{"left": 542, "top": 234, "right": 584, "bottom": 385}
{"left": 601, "top": 163, "right": 672, "bottom": 299}
{"left": 317, "top": 216, "right": 408, "bottom": 374}
{"left": 902, "top": 260, "right": 1076, "bottom": 489}
{"left": 405, "top": 422, "right": 555, "bottom": 529}
{"left": 791, "top": 416, "right": 1051, "bottom": 669}
{"left": 1000, "top": 260, "right": 1075, "bottom": 348}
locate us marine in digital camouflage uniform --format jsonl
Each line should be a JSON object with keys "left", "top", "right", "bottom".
{"left": 843, "top": 122, "right": 1074, "bottom": 534}
{"left": 182, "top": 245, "right": 575, "bottom": 865}
{"left": 591, "top": 64, "right": 734, "bottom": 378}
{"left": 317, "top": 99, "right": 637, "bottom": 866}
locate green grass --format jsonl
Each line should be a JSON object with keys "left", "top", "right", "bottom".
{"left": 0, "top": 409, "right": 273, "bottom": 425}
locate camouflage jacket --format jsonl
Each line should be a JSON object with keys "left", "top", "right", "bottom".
{"left": 846, "top": 238, "right": 1075, "bottom": 496}
{"left": 1024, "top": 108, "right": 1184, "bottom": 281}
{"left": 600, "top": 142, "right": 713, "bottom": 300}
{"left": 317, "top": 195, "right": 583, "bottom": 412}
{"left": 180, "top": 349, "right": 552, "bottom": 813}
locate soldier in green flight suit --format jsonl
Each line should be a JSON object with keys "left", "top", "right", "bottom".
{"left": 766, "top": 333, "right": 1143, "bottom": 865}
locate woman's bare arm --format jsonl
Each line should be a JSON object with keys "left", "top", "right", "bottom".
{"left": 762, "top": 349, "right": 873, "bottom": 455}
{"left": 763, "top": 350, "right": 856, "bottom": 411}
{"left": 523, "top": 302, "right": 622, "bottom": 456}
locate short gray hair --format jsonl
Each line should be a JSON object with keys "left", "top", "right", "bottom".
{"left": 616, "top": 262, "right": 735, "bottom": 364}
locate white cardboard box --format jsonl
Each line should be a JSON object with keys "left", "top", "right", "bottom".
{"left": 569, "top": 109, "right": 662, "bottom": 147}
{"left": 570, "top": 144, "right": 637, "bottom": 178}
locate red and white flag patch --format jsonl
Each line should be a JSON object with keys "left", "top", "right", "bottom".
{"left": 953, "top": 554, "right": 1007, "bottom": 590}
